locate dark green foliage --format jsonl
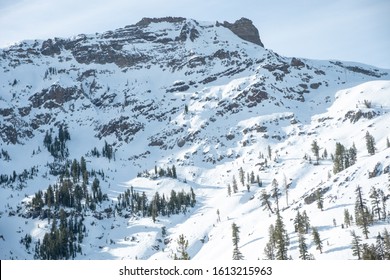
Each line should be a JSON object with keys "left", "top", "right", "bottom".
{"left": 355, "top": 186, "right": 371, "bottom": 239}
{"left": 274, "top": 212, "right": 289, "bottom": 260}
{"left": 365, "top": 131, "right": 376, "bottom": 155}
{"left": 316, "top": 189, "right": 324, "bottom": 211}
{"left": 260, "top": 189, "right": 274, "bottom": 214}
{"left": 116, "top": 188, "right": 195, "bottom": 219}
{"left": 311, "top": 227, "right": 323, "bottom": 253}
{"left": 102, "top": 141, "right": 114, "bottom": 161}
{"left": 35, "top": 210, "right": 84, "bottom": 260}
{"left": 298, "top": 233, "right": 309, "bottom": 260}
{"left": 174, "top": 234, "right": 190, "bottom": 260}
{"left": 333, "top": 142, "right": 357, "bottom": 174}
{"left": 232, "top": 222, "right": 244, "bottom": 260}
{"left": 350, "top": 230, "right": 362, "bottom": 260}
{"left": 369, "top": 187, "right": 381, "bottom": 220}
{"left": 43, "top": 126, "right": 70, "bottom": 160}
{"left": 311, "top": 140, "right": 320, "bottom": 164}
{"left": 343, "top": 208, "right": 351, "bottom": 228}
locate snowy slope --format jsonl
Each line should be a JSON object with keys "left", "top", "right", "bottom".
{"left": 0, "top": 17, "right": 389, "bottom": 260}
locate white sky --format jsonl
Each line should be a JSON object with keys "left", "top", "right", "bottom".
{"left": 1, "top": 0, "right": 389, "bottom": 68}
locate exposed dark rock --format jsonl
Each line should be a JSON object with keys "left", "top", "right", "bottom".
{"left": 29, "top": 85, "right": 80, "bottom": 109}
{"left": 41, "top": 39, "right": 62, "bottom": 56}
{"left": 136, "top": 17, "right": 186, "bottom": 27}
{"left": 220, "top": 18, "right": 264, "bottom": 47}
{"left": 97, "top": 116, "right": 144, "bottom": 143}
{"left": 291, "top": 57, "right": 305, "bottom": 68}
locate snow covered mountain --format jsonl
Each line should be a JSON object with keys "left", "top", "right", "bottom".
{"left": 0, "top": 17, "right": 389, "bottom": 260}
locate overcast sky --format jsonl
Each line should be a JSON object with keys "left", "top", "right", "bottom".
{"left": 1, "top": 0, "right": 389, "bottom": 68}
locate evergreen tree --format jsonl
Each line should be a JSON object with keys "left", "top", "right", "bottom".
{"left": 316, "top": 189, "right": 324, "bottom": 211}
{"left": 387, "top": 137, "right": 390, "bottom": 149}
{"left": 294, "top": 210, "right": 305, "bottom": 234}
{"left": 298, "top": 233, "right": 309, "bottom": 260}
{"left": 333, "top": 142, "right": 345, "bottom": 174}
{"left": 264, "top": 225, "right": 276, "bottom": 260}
{"left": 274, "top": 212, "right": 289, "bottom": 260}
{"left": 343, "top": 208, "right": 351, "bottom": 228}
{"left": 172, "top": 165, "right": 177, "bottom": 179}
{"left": 227, "top": 184, "right": 232, "bottom": 197}
{"left": 232, "top": 176, "right": 238, "bottom": 193}
{"left": 311, "top": 140, "right": 320, "bottom": 164}
{"left": 302, "top": 210, "right": 310, "bottom": 234}
{"left": 260, "top": 189, "right": 274, "bottom": 215}
{"left": 369, "top": 187, "right": 381, "bottom": 220}
{"left": 271, "top": 178, "right": 280, "bottom": 213}
{"left": 232, "top": 222, "right": 244, "bottom": 260}
{"left": 365, "top": 131, "right": 376, "bottom": 155}
{"left": 355, "top": 186, "right": 370, "bottom": 239}
{"left": 238, "top": 167, "right": 245, "bottom": 186}
{"left": 350, "top": 230, "right": 362, "bottom": 260}
{"left": 311, "top": 227, "right": 323, "bottom": 253}
{"left": 382, "top": 228, "right": 390, "bottom": 260}
{"left": 174, "top": 234, "right": 190, "bottom": 260}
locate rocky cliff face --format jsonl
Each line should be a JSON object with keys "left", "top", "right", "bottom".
{"left": 0, "top": 17, "right": 388, "bottom": 147}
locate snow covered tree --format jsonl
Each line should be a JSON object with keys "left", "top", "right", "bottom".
{"left": 238, "top": 167, "right": 245, "bottom": 186}
{"left": 232, "top": 222, "right": 244, "bottom": 260}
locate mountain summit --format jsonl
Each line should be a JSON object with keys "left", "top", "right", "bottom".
{"left": 0, "top": 18, "right": 389, "bottom": 260}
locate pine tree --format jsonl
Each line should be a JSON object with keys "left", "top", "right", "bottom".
{"left": 227, "top": 184, "right": 232, "bottom": 197}
{"left": 260, "top": 189, "right": 274, "bottom": 215}
{"left": 382, "top": 228, "right": 390, "bottom": 260}
{"left": 274, "top": 212, "right": 289, "bottom": 260}
{"left": 238, "top": 167, "right": 245, "bottom": 186}
{"left": 316, "top": 189, "right": 324, "bottom": 211}
{"left": 271, "top": 178, "right": 280, "bottom": 213}
{"left": 174, "top": 234, "right": 190, "bottom": 260}
{"left": 387, "top": 137, "right": 390, "bottom": 148}
{"left": 294, "top": 210, "right": 305, "bottom": 234}
{"left": 298, "top": 233, "right": 309, "bottom": 260}
{"left": 302, "top": 210, "right": 310, "bottom": 234}
{"left": 232, "top": 176, "right": 238, "bottom": 193}
{"left": 369, "top": 187, "right": 381, "bottom": 221}
{"left": 311, "top": 140, "right": 320, "bottom": 164}
{"left": 355, "top": 186, "right": 370, "bottom": 239}
{"left": 343, "top": 208, "right": 351, "bottom": 228}
{"left": 333, "top": 142, "right": 345, "bottom": 174}
{"left": 232, "top": 223, "right": 244, "bottom": 260}
{"left": 264, "top": 225, "right": 276, "bottom": 260}
{"left": 350, "top": 230, "right": 362, "bottom": 260}
{"left": 311, "top": 227, "right": 323, "bottom": 253}
{"left": 365, "top": 131, "right": 376, "bottom": 155}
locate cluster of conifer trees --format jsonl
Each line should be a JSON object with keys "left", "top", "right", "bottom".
{"left": 43, "top": 125, "right": 71, "bottom": 160}
{"left": 116, "top": 186, "right": 196, "bottom": 222}
{"left": 33, "top": 209, "right": 85, "bottom": 260}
